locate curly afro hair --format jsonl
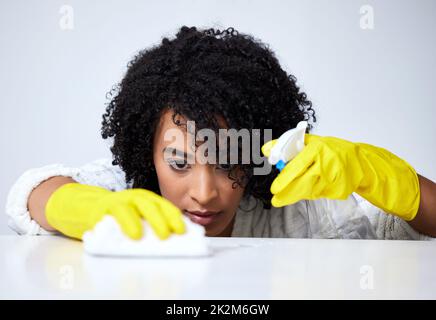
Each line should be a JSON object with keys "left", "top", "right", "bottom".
{"left": 101, "top": 25, "right": 316, "bottom": 210}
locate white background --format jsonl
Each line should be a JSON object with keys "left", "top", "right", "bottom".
{"left": 1, "top": 0, "right": 435, "bottom": 234}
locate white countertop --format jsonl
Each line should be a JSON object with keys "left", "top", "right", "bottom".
{"left": 1, "top": 235, "right": 435, "bottom": 299}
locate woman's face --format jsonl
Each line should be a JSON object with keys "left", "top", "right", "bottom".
{"left": 152, "top": 109, "right": 245, "bottom": 236}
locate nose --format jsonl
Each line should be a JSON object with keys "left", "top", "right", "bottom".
{"left": 189, "top": 166, "right": 219, "bottom": 206}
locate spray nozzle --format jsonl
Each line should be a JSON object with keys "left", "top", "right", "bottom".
{"left": 268, "top": 121, "right": 307, "bottom": 171}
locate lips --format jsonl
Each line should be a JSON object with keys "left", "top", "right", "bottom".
{"left": 184, "top": 210, "right": 221, "bottom": 226}
{"left": 186, "top": 210, "right": 219, "bottom": 216}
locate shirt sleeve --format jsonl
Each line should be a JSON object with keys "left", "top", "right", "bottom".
{"left": 5, "top": 158, "right": 129, "bottom": 236}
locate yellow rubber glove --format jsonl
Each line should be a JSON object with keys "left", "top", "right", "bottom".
{"left": 262, "top": 134, "right": 421, "bottom": 221}
{"left": 45, "top": 183, "right": 186, "bottom": 240}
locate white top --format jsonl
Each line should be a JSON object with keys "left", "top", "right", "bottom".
{"left": 5, "top": 158, "right": 433, "bottom": 241}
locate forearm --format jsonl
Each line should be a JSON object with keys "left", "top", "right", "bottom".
{"left": 27, "top": 176, "right": 77, "bottom": 231}
{"left": 407, "top": 174, "right": 436, "bottom": 237}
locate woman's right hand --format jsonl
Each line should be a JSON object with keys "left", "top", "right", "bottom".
{"left": 45, "top": 183, "right": 186, "bottom": 240}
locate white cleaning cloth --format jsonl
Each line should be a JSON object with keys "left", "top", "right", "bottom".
{"left": 83, "top": 216, "right": 210, "bottom": 258}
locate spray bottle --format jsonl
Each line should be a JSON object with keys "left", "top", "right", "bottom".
{"left": 268, "top": 121, "right": 308, "bottom": 171}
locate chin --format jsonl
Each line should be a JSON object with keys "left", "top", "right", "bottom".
{"left": 204, "top": 227, "right": 221, "bottom": 237}
{"left": 204, "top": 229, "right": 215, "bottom": 237}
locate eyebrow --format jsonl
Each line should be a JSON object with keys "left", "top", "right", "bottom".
{"left": 162, "top": 147, "right": 195, "bottom": 160}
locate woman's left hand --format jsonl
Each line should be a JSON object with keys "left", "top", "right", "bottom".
{"left": 261, "top": 134, "right": 420, "bottom": 221}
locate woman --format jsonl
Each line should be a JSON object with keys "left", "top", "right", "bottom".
{"left": 6, "top": 26, "right": 436, "bottom": 240}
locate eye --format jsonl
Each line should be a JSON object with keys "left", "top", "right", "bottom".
{"left": 216, "top": 163, "right": 232, "bottom": 171}
{"left": 167, "top": 159, "right": 190, "bottom": 171}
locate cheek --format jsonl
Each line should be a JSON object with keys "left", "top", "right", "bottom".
{"left": 218, "top": 177, "right": 245, "bottom": 207}
{"left": 154, "top": 164, "right": 187, "bottom": 204}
